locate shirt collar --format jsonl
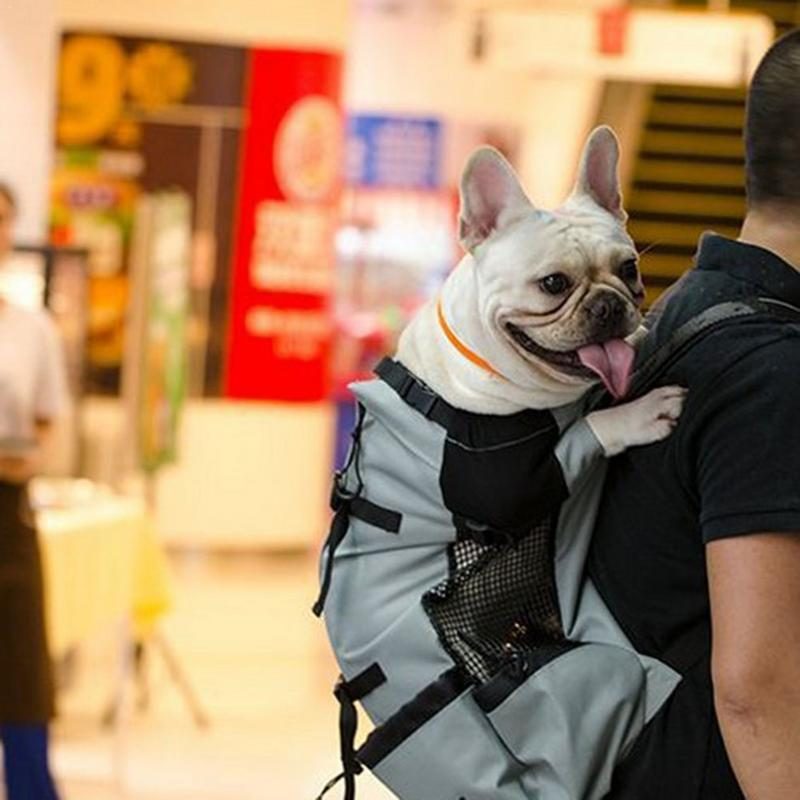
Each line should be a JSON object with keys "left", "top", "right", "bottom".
{"left": 695, "top": 232, "right": 800, "bottom": 307}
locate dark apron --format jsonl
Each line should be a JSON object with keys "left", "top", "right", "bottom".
{"left": 0, "top": 482, "right": 54, "bottom": 723}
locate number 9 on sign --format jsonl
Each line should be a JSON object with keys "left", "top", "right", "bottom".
{"left": 57, "top": 35, "right": 125, "bottom": 146}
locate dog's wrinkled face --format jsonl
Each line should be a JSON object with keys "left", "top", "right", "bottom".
{"left": 459, "top": 126, "right": 643, "bottom": 394}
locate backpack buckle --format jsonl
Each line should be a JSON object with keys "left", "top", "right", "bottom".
{"left": 330, "top": 471, "right": 358, "bottom": 511}
{"left": 457, "top": 516, "right": 516, "bottom": 547}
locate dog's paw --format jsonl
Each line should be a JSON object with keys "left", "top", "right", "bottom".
{"left": 586, "top": 386, "right": 687, "bottom": 457}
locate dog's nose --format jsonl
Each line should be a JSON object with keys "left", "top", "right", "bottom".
{"left": 586, "top": 293, "right": 626, "bottom": 323}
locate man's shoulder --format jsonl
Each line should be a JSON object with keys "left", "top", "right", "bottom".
{"left": 683, "top": 315, "right": 800, "bottom": 379}
{"left": 646, "top": 280, "right": 800, "bottom": 392}
{"left": 650, "top": 326, "right": 799, "bottom": 428}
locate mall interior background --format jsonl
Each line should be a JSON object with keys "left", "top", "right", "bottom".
{"left": 0, "top": 0, "right": 794, "bottom": 797}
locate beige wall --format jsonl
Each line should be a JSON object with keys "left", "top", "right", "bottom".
{"left": 80, "top": 398, "right": 334, "bottom": 550}
{"left": 155, "top": 401, "right": 334, "bottom": 549}
{"left": 58, "top": 0, "right": 350, "bottom": 48}
{"left": 346, "top": 3, "right": 604, "bottom": 208}
{"left": 520, "top": 79, "right": 604, "bottom": 209}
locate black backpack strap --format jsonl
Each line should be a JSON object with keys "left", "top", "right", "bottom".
{"left": 313, "top": 400, "right": 403, "bottom": 618}
{"left": 314, "top": 664, "right": 387, "bottom": 800}
{"left": 313, "top": 404, "right": 367, "bottom": 618}
{"left": 375, "top": 357, "right": 457, "bottom": 429}
{"left": 627, "top": 297, "right": 800, "bottom": 399}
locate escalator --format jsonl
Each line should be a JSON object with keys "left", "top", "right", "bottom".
{"left": 627, "top": 0, "right": 799, "bottom": 303}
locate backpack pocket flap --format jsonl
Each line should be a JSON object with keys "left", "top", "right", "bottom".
{"left": 475, "top": 642, "right": 648, "bottom": 800}
{"left": 358, "top": 669, "right": 529, "bottom": 800}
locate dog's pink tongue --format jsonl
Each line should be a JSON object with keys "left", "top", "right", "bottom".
{"left": 577, "top": 339, "right": 635, "bottom": 399}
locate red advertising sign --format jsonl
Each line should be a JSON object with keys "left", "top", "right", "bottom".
{"left": 597, "top": 7, "right": 629, "bottom": 56}
{"left": 225, "top": 48, "right": 343, "bottom": 401}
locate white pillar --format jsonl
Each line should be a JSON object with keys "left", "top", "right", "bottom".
{"left": 0, "top": 0, "right": 58, "bottom": 240}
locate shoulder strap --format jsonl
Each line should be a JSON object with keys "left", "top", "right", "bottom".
{"left": 628, "top": 297, "right": 800, "bottom": 399}
{"left": 374, "top": 357, "right": 458, "bottom": 429}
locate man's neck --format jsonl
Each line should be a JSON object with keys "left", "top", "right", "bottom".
{"left": 739, "top": 206, "right": 800, "bottom": 270}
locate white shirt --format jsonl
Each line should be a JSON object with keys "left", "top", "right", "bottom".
{"left": 0, "top": 303, "right": 68, "bottom": 443}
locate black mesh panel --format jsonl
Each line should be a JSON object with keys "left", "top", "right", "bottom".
{"left": 423, "top": 516, "right": 565, "bottom": 684}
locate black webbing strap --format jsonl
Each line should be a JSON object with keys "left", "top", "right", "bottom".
{"left": 627, "top": 297, "right": 800, "bottom": 400}
{"left": 313, "top": 404, "right": 402, "bottom": 617}
{"left": 357, "top": 667, "right": 470, "bottom": 770}
{"left": 313, "top": 496, "right": 351, "bottom": 618}
{"left": 347, "top": 498, "right": 401, "bottom": 534}
{"left": 375, "top": 357, "right": 457, "bottom": 429}
{"left": 314, "top": 664, "right": 387, "bottom": 800}
{"left": 313, "top": 404, "right": 367, "bottom": 618}
{"left": 340, "top": 663, "right": 387, "bottom": 701}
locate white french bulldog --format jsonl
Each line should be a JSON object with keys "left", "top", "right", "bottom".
{"left": 397, "top": 125, "right": 685, "bottom": 455}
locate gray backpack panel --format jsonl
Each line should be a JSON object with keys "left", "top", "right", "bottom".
{"left": 318, "top": 370, "right": 680, "bottom": 800}
{"left": 324, "top": 379, "right": 457, "bottom": 720}
{"left": 361, "top": 671, "right": 531, "bottom": 800}
{"left": 479, "top": 642, "right": 647, "bottom": 800}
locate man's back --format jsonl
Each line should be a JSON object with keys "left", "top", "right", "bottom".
{"left": 590, "top": 233, "right": 800, "bottom": 798}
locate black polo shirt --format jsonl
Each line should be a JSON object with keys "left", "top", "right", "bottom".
{"left": 589, "top": 233, "right": 800, "bottom": 799}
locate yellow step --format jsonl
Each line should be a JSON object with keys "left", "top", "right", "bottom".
{"left": 629, "top": 189, "right": 746, "bottom": 219}
{"left": 635, "top": 159, "right": 744, "bottom": 187}
{"left": 648, "top": 102, "right": 744, "bottom": 129}
{"left": 736, "top": 0, "right": 799, "bottom": 26}
{"left": 641, "top": 130, "right": 744, "bottom": 158}
{"left": 654, "top": 85, "right": 744, "bottom": 102}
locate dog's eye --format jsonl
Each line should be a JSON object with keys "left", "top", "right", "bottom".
{"left": 618, "top": 259, "right": 639, "bottom": 282}
{"left": 539, "top": 273, "right": 572, "bottom": 296}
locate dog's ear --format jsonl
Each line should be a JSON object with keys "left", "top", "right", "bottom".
{"left": 459, "top": 147, "right": 532, "bottom": 252}
{"left": 572, "top": 126, "right": 625, "bottom": 220}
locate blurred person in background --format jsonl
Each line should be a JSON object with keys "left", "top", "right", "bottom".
{"left": 0, "top": 183, "right": 66, "bottom": 800}
{"left": 590, "top": 30, "right": 800, "bottom": 800}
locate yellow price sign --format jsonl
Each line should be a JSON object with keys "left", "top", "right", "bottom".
{"left": 57, "top": 36, "right": 126, "bottom": 146}
{"left": 57, "top": 35, "right": 194, "bottom": 147}
{"left": 128, "top": 43, "right": 193, "bottom": 111}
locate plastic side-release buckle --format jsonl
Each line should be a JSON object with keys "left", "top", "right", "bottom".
{"left": 410, "top": 383, "right": 439, "bottom": 417}
{"left": 456, "top": 515, "right": 517, "bottom": 547}
{"left": 330, "top": 471, "right": 357, "bottom": 512}
{"left": 392, "top": 367, "right": 439, "bottom": 417}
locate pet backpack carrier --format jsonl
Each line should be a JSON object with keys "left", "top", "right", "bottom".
{"left": 313, "top": 298, "right": 797, "bottom": 800}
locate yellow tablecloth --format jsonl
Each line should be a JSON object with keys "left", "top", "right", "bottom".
{"left": 38, "top": 494, "right": 172, "bottom": 658}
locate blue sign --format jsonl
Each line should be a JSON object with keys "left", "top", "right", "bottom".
{"left": 346, "top": 114, "right": 443, "bottom": 189}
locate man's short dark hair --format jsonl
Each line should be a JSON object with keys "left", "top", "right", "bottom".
{"left": 745, "top": 28, "right": 800, "bottom": 208}
{"left": 0, "top": 182, "right": 16, "bottom": 211}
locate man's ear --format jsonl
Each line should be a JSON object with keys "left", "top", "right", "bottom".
{"left": 571, "top": 125, "right": 626, "bottom": 220}
{"left": 458, "top": 147, "right": 533, "bottom": 252}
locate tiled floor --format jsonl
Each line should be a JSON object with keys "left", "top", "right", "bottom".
{"left": 51, "top": 553, "right": 393, "bottom": 800}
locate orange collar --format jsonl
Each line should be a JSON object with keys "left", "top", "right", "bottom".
{"left": 436, "top": 299, "right": 506, "bottom": 380}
